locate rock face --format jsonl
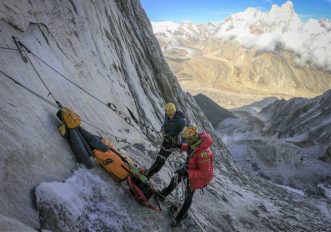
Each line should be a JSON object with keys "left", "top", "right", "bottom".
{"left": 152, "top": 1, "right": 331, "bottom": 108}
{"left": 262, "top": 89, "right": 331, "bottom": 164}
{"left": 194, "top": 93, "right": 236, "bottom": 127}
{"left": 262, "top": 90, "right": 331, "bottom": 148}
{"left": 217, "top": 90, "right": 331, "bottom": 192}
{"left": 0, "top": 0, "right": 330, "bottom": 231}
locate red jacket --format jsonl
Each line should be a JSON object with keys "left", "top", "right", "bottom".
{"left": 181, "top": 132, "right": 214, "bottom": 190}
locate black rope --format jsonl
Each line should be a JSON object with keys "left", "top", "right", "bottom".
{"left": 32, "top": 51, "right": 111, "bottom": 107}
{"left": 0, "top": 70, "right": 130, "bottom": 144}
{"left": 1, "top": 44, "right": 133, "bottom": 126}
{"left": 0, "top": 42, "right": 159, "bottom": 143}
{"left": 25, "top": 51, "right": 58, "bottom": 102}
{"left": 30, "top": 50, "right": 158, "bottom": 133}
{"left": 31, "top": 50, "right": 141, "bottom": 127}
{"left": 0, "top": 70, "right": 58, "bottom": 108}
{"left": 80, "top": 119, "right": 127, "bottom": 143}
{"left": 0, "top": 46, "right": 19, "bottom": 51}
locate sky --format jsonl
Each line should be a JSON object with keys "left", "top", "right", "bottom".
{"left": 140, "top": 0, "right": 331, "bottom": 23}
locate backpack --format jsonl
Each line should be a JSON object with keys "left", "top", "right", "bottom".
{"left": 61, "top": 107, "right": 81, "bottom": 129}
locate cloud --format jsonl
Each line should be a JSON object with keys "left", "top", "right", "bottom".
{"left": 215, "top": 18, "right": 331, "bottom": 71}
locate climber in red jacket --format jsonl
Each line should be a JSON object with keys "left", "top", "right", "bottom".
{"left": 158, "top": 124, "right": 214, "bottom": 227}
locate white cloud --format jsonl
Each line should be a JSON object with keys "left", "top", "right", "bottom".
{"left": 255, "top": 32, "right": 284, "bottom": 51}
{"left": 215, "top": 6, "right": 331, "bottom": 71}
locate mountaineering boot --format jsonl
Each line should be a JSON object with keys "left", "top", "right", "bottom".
{"left": 145, "top": 170, "right": 152, "bottom": 179}
{"left": 170, "top": 219, "right": 180, "bottom": 227}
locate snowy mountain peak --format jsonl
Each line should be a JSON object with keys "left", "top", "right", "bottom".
{"left": 320, "top": 18, "right": 331, "bottom": 31}
{"left": 273, "top": 1, "right": 294, "bottom": 11}
{"left": 151, "top": 21, "right": 179, "bottom": 34}
{"left": 152, "top": 1, "right": 331, "bottom": 71}
{"left": 282, "top": 1, "right": 294, "bottom": 10}
{"left": 244, "top": 7, "right": 260, "bottom": 16}
{"left": 268, "top": 1, "right": 296, "bottom": 24}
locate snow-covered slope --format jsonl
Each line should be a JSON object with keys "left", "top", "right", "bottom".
{"left": 1, "top": 0, "right": 331, "bottom": 231}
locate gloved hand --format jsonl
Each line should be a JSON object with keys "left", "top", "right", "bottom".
{"left": 176, "top": 164, "right": 187, "bottom": 176}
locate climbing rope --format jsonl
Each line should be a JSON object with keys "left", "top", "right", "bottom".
{"left": 0, "top": 70, "right": 58, "bottom": 108}
{"left": 0, "top": 38, "right": 160, "bottom": 144}
{"left": 0, "top": 46, "right": 19, "bottom": 51}
{"left": 0, "top": 69, "right": 131, "bottom": 144}
{"left": 25, "top": 49, "right": 58, "bottom": 103}
{"left": 30, "top": 46, "right": 157, "bottom": 133}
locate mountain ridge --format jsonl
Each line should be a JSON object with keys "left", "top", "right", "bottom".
{"left": 152, "top": 1, "right": 331, "bottom": 108}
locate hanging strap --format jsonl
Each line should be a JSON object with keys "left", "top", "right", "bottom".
{"left": 200, "top": 188, "right": 205, "bottom": 195}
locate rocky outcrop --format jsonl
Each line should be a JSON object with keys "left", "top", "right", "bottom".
{"left": 0, "top": 0, "right": 330, "bottom": 231}
{"left": 194, "top": 93, "right": 236, "bottom": 127}
{"left": 261, "top": 90, "right": 331, "bottom": 152}
{"left": 217, "top": 90, "right": 331, "bottom": 194}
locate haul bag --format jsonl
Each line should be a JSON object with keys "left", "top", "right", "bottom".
{"left": 93, "top": 149, "right": 131, "bottom": 182}
{"left": 61, "top": 107, "right": 81, "bottom": 129}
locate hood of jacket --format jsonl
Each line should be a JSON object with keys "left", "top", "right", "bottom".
{"left": 191, "top": 132, "right": 213, "bottom": 152}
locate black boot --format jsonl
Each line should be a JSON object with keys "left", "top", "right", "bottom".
{"left": 146, "top": 153, "right": 168, "bottom": 179}
{"left": 170, "top": 219, "right": 180, "bottom": 227}
{"left": 145, "top": 166, "right": 158, "bottom": 179}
